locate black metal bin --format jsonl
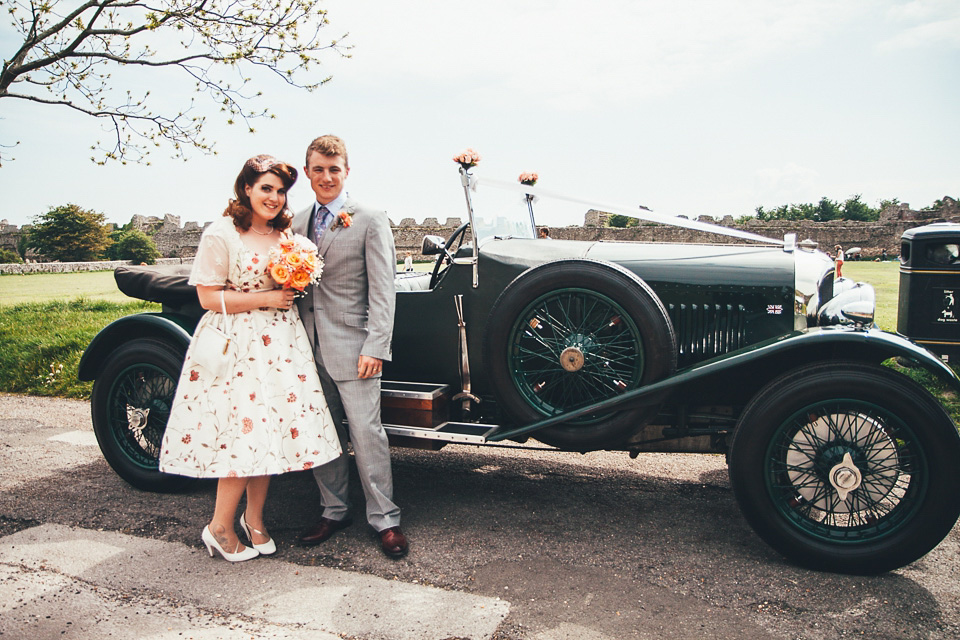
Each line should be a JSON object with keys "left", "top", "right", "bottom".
{"left": 898, "top": 222, "right": 960, "bottom": 361}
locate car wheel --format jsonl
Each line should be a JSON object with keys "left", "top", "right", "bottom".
{"left": 728, "top": 361, "right": 960, "bottom": 574}
{"left": 484, "top": 260, "right": 677, "bottom": 449}
{"left": 91, "top": 337, "right": 194, "bottom": 492}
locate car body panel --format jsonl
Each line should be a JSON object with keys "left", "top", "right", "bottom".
{"left": 78, "top": 313, "right": 196, "bottom": 381}
{"left": 487, "top": 326, "right": 960, "bottom": 441}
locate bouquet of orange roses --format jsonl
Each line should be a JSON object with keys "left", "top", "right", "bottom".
{"left": 267, "top": 232, "right": 323, "bottom": 295}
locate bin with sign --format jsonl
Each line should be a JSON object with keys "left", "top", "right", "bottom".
{"left": 898, "top": 222, "right": 960, "bottom": 360}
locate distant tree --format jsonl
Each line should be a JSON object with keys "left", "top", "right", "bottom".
{"left": 15, "top": 234, "right": 28, "bottom": 259}
{"left": 932, "top": 197, "right": 958, "bottom": 210}
{"left": 1, "top": 0, "right": 347, "bottom": 165}
{"left": 756, "top": 196, "right": 877, "bottom": 222}
{"left": 810, "top": 197, "right": 841, "bottom": 222}
{"left": 0, "top": 248, "right": 23, "bottom": 263}
{"left": 607, "top": 214, "right": 631, "bottom": 228}
{"left": 108, "top": 229, "right": 161, "bottom": 264}
{"left": 841, "top": 194, "right": 879, "bottom": 222}
{"left": 27, "top": 204, "right": 112, "bottom": 261}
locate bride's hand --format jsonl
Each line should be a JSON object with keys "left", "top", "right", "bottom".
{"left": 268, "top": 288, "right": 296, "bottom": 310}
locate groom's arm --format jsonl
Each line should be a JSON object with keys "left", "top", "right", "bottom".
{"left": 361, "top": 209, "right": 396, "bottom": 364}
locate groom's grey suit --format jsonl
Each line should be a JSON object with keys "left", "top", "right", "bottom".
{"left": 293, "top": 197, "right": 399, "bottom": 530}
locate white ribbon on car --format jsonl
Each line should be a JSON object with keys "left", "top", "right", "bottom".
{"left": 472, "top": 175, "right": 784, "bottom": 246}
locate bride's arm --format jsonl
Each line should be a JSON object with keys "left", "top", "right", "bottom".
{"left": 196, "top": 285, "right": 294, "bottom": 313}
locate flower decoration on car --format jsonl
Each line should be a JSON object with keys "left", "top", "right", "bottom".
{"left": 332, "top": 210, "right": 352, "bottom": 229}
{"left": 453, "top": 148, "right": 481, "bottom": 169}
{"left": 267, "top": 231, "right": 323, "bottom": 295}
{"left": 518, "top": 172, "right": 539, "bottom": 186}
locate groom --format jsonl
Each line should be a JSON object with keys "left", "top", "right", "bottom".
{"left": 293, "top": 135, "right": 407, "bottom": 558}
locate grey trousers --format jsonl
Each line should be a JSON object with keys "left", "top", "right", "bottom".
{"left": 311, "top": 363, "right": 400, "bottom": 531}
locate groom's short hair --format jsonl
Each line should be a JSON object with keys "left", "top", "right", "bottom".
{"left": 306, "top": 135, "right": 349, "bottom": 168}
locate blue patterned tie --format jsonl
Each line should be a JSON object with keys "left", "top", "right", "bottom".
{"left": 313, "top": 204, "right": 332, "bottom": 244}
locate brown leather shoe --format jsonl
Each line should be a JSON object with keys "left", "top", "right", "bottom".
{"left": 299, "top": 517, "right": 353, "bottom": 546}
{"left": 378, "top": 526, "right": 409, "bottom": 558}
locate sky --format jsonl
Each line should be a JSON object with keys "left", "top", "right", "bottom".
{"left": 1, "top": 0, "right": 958, "bottom": 230}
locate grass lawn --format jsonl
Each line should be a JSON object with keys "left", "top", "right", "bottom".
{"left": 0, "top": 299, "right": 159, "bottom": 398}
{"left": 842, "top": 260, "right": 900, "bottom": 330}
{"left": 0, "top": 270, "right": 133, "bottom": 305}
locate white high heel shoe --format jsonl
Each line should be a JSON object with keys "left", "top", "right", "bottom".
{"left": 240, "top": 512, "right": 277, "bottom": 555}
{"left": 202, "top": 525, "right": 259, "bottom": 562}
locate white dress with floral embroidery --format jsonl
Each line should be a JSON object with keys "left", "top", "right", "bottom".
{"left": 158, "top": 217, "right": 340, "bottom": 478}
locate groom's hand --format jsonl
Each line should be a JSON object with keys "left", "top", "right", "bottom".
{"left": 357, "top": 355, "right": 382, "bottom": 379}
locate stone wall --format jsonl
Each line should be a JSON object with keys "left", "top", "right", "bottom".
{"left": 0, "top": 257, "right": 190, "bottom": 275}
{"left": 2, "top": 196, "right": 957, "bottom": 264}
{"left": 130, "top": 214, "right": 208, "bottom": 258}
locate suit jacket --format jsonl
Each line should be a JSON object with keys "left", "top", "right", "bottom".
{"left": 293, "top": 197, "right": 396, "bottom": 381}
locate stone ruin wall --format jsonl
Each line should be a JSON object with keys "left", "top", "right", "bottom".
{"left": 2, "top": 197, "right": 958, "bottom": 266}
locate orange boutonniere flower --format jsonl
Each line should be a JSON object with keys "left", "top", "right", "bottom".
{"left": 333, "top": 210, "right": 353, "bottom": 229}
{"left": 267, "top": 231, "right": 324, "bottom": 294}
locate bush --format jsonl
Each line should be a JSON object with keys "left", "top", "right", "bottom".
{"left": 0, "top": 248, "right": 23, "bottom": 263}
{"left": 109, "top": 230, "right": 161, "bottom": 264}
{"left": 607, "top": 214, "right": 632, "bottom": 228}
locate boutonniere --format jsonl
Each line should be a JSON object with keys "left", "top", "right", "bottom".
{"left": 333, "top": 210, "right": 353, "bottom": 229}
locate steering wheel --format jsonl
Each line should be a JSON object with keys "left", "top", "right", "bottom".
{"left": 429, "top": 221, "right": 470, "bottom": 289}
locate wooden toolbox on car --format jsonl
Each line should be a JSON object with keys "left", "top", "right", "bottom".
{"left": 380, "top": 381, "right": 499, "bottom": 448}
{"left": 381, "top": 381, "right": 450, "bottom": 428}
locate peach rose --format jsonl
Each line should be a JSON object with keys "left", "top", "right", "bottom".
{"left": 270, "top": 263, "right": 291, "bottom": 285}
{"left": 285, "top": 251, "right": 304, "bottom": 269}
{"left": 290, "top": 268, "right": 311, "bottom": 290}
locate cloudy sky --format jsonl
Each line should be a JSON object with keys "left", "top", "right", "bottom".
{"left": 1, "top": 0, "right": 958, "bottom": 229}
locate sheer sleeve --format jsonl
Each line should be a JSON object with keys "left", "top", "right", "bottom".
{"left": 188, "top": 221, "right": 232, "bottom": 286}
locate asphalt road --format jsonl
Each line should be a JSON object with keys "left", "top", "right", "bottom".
{"left": 1, "top": 393, "right": 959, "bottom": 639}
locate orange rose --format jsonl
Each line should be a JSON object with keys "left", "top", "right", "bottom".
{"left": 279, "top": 236, "right": 296, "bottom": 250}
{"left": 290, "top": 268, "right": 311, "bottom": 290}
{"left": 285, "top": 251, "right": 304, "bottom": 269}
{"left": 302, "top": 252, "right": 317, "bottom": 270}
{"left": 270, "top": 263, "right": 291, "bottom": 286}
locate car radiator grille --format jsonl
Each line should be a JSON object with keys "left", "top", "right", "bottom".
{"left": 667, "top": 303, "right": 747, "bottom": 367}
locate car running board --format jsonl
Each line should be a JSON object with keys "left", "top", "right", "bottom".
{"left": 384, "top": 421, "right": 498, "bottom": 445}
{"left": 381, "top": 380, "right": 498, "bottom": 446}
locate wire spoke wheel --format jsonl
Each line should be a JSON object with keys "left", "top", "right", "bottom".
{"left": 768, "top": 400, "right": 920, "bottom": 543}
{"left": 729, "top": 362, "right": 960, "bottom": 573}
{"left": 509, "top": 288, "right": 643, "bottom": 421}
{"left": 484, "top": 260, "right": 676, "bottom": 449}
{"left": 92, "top": 337, "right": 193, "bottom": 492}
{"left": 105, "top": 362, "right": 177, "bottom": 470}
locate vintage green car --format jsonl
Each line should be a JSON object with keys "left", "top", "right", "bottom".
{"left": 80, "top": 164, "right": 960, "bottom": 574}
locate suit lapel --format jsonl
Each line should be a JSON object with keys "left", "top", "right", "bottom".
{"left": 318, "top": 200, "right": 356, "bottom": 256}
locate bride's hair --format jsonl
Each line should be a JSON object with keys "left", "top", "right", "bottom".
{"left": 224, "top": 155, "right": 298, "bottom": 232}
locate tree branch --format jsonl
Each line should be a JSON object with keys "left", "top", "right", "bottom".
{"left": 1, "top": 0, "right": 347, "bottom": 163}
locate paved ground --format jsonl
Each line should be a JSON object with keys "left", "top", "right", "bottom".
{"left": 1, "top": 393, "right": 959, "bottom": 639}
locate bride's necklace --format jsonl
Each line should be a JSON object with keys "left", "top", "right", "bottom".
{"left": 249, "top": 226, "right": 275, "bottom": 236}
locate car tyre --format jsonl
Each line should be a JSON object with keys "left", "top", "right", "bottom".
{"left": 728, "top": 361, "right": 960, "bottom": 574}
{"left": 91, "top": 337, "right": 194, "bottom": 492}
{"left": 484, "top": 259, "right": 677, "bottom": 449}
